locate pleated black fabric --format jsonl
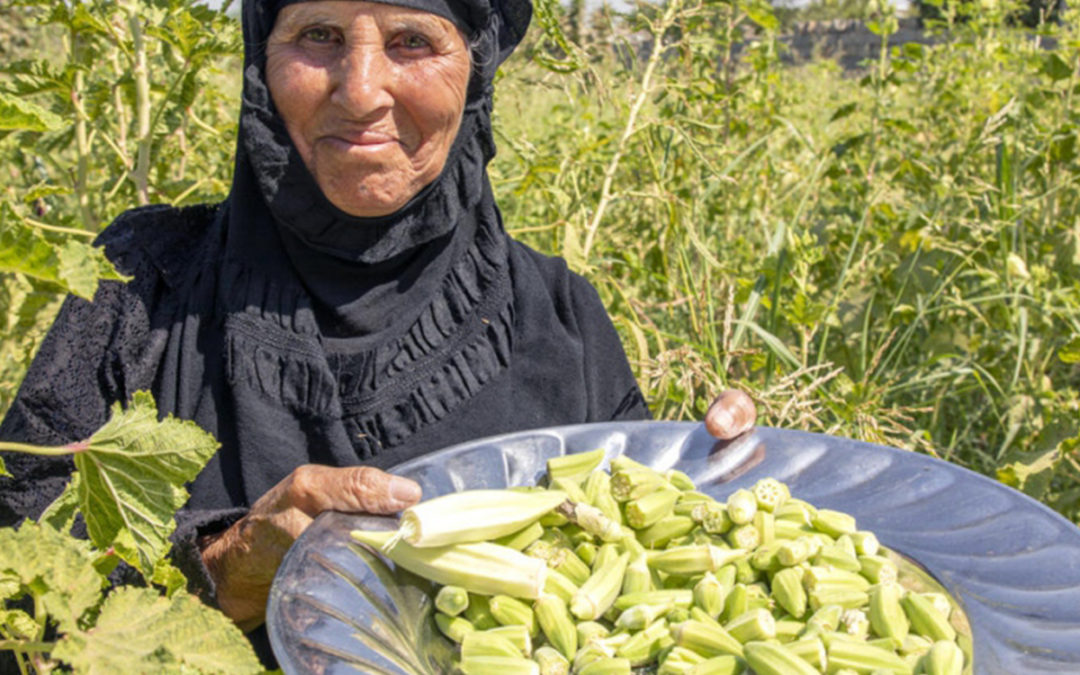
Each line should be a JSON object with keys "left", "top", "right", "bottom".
{"left": 0, "top": 0, "right": 648, "bottom": 666}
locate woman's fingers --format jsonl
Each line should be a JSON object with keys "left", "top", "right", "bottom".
{"left": 282, "top": 464, "right": 422, "bottom": 517}
{"left": 704, "top": 389, "right": 757, "bottom": 439}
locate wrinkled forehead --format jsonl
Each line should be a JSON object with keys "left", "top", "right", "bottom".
{"left": 243, "top": 0, "right": 531, "bottom": 80}
{"left": 253, "top": 0, "right": 486, "bottom": 42}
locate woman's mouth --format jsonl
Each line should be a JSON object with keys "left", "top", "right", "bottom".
{"left": 323, "top": 130, "right": 398, "bottom": 150}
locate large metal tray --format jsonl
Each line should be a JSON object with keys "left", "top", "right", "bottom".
{"left": 267, "top": 423, "right": 1080, "bottom": 674}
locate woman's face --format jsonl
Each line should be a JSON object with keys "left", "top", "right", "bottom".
{"left": 266, "top": 1, "right": 471, "bottom": 217}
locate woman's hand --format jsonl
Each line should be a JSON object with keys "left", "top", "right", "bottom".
{"left": 704, "top": 389, "right": 757, "bottom": 440}
{"left": 200, "top": 464, "right": 422, "bottom": 632}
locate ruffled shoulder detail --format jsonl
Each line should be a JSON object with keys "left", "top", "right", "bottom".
{"left": 96, "top": 203, "right": 223, "bottom": 287}
{"left": 216, "top": 197, "right": 515, "bottom": 458}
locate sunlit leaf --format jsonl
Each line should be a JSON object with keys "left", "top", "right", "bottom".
{"left": 52, "top": 587, "right": 262, "bottom": 675}
{"left": 0, "top": 521, "right": 106, "bottom": 632}
{"left": 0, "top": 202, "right": 127, "bottom": 301}
{"left": 0, "top": 609, "right": 39, "bottom": 639}
{"left": 39, "top": 471, "right": 82, "bottom": 533}
{"left": 57, "top": 239, "right": 106, "bottom": 300}
{"left": 1060, "top": 335, "right": 1080, "bottom": 364}
{"left": 72, "top": 391, "right": 220, "bottom": 576}
{"left": 0, "top": 91, "right": 64, "bottom": 132}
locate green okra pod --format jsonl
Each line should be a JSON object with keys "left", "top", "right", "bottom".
{"left": 923, "top": 639, "right": 965, "bottom": 675}
{"left": 725, "top": 489, "right": 757, "bottom": 525}
{"left": 901, "top": 593, "right": 956, "bottom": 642}
{"left": 570, "top": 551, "right": 630, "bottom": 620}
{"left": 869, "top": 581, "right": 910, "bottom": 642}
{"left": 693, "top": 571, "right": 728, "bottom": 619}
{"left": 826, "top": 638, "right": 914, "bottom": 674}
{"left": 626, "top": 488, "right": 681, "bottom": 529}
{"left": 685, "top": 654, "right": 742, "bottom": 675}
{"left": 434, "top": 584, "right": 470, "bottom": 616}
{"left": 435, "top": 612, "right": 475, "bottom": 643}
{"left": 670, "top": 619, "right": 745, "bottom": 658}
{"left": 534, "top": 594, "right": 577, "bottom": 659}
{"left": 460, "top": 630, "right": 523, "bottom": 659}
{"left": 490, "top": 594, "right": 538, "bottom": 636}
{"left": 743, "top": 640, "right": 819, "bottom": 675}
{"left": 770, "top": 566, "right": 807, "bottom": 619}
{"left": 724, "top": 608, "right": 776, "bottom": 643}
{"left": 459, "top": 656, "right": 540, "bottom": 675}
{"left": 546, "top": 448, "right": 606, "bottom": 483}
{"left": 638, "top": 515, "right": 696, "bottom": 549}
{"left": 751, "top": 477, "right": 790, "bottom": 513}
{"left": 532, "top": 645, "right": 570, "bottom": 675}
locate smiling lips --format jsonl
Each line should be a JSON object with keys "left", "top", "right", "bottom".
{"left": 323, "top": 129, "right": 401, "bottom": 150}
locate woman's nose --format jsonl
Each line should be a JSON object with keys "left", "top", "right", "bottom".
{"left": 330, "top": 45, "right": 395, "bottom": 117}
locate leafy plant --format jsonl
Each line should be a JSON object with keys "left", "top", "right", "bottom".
{"left": 0, "top": 391, "right": 262, "bottom": 673}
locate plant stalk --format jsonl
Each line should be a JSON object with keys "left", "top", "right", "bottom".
{"left": 70, "top": 32, "right": 95, "bottom": 231}
{"left": 0, "top": 441, "right": 83, "bottom": 456}
{"left": 129, "top": 5, "right": 152, "bottom": 206}
{"left": 581, "top": 0, "right": 682, "bottom": 260}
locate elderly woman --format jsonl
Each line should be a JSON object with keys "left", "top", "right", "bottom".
{"left": 0, "top": 0, "right": 754, "bottom": 663}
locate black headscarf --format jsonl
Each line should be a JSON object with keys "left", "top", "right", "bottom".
{"left": 232, "top": 0, "right": 530, "bottom": 331}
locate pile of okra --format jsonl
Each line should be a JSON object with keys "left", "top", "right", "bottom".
{"left": 351, "top": 448, "right": 968, "bottom": 675}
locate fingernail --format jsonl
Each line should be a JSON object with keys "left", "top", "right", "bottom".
{"left": 390, "top": 477, "right": 421, "bottom": 506}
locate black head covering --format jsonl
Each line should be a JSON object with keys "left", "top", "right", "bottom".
{"left": 236, "top": 0, "right": 530, "bottom": 259}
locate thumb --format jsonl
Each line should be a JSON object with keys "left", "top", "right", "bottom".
{"left": 705, "top": 389, "right": 757, "bottom": 440}
{"left": 339, "top": 466, "right": 423, "bottom": 515}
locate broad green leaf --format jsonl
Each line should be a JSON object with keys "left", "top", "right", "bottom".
{"left": 39, "top": 472, "right": 82, "bottom": 533}
{"left": 53, "top": 587, "right": 262, "bottom": 675}
{"left": 57, "top": 239, "right": 105, "bottom": 300}
{"left": 0, "top": 572, "right": 19, "bottom": 602}
{"left": 0, "top": 608, "right": 40, "bottom": 639}
{"left": 73, "top": 391, "right": 220, "bottom": 576}
{"left": 0, "top": 91, "right": 64, "bottom": 132}
{"left": 0, "top": 201, "right": 63, "bottom": 288}
{"left": 1041, "top": 53, "right": 1073, "bottom": 82}
{"left": 0, "top": 203, "right": 126, "bottom": 301}
{"left": 0, "top": 521, "right": 105, "bottom": 632}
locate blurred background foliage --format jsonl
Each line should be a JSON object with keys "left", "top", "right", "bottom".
{"left": 1, "top": 0, "right": 1078, "bottom": 523}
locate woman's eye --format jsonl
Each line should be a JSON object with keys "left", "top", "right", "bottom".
{"left": 300, "top": 26, "right": 338, "bottom": 44}
{"left": 398, "top": 33, "right": 431, "bottom": 51}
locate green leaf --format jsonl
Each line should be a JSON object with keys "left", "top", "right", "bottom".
{"left": 0, "top": 455, "right": 8, "bottom": 478}
{"left": 830, "top": 102, "right": 857, "bottom": 122}
{"left": 1041, "top": 53, "right": 1073, "bottom": 82}
{"left": 743, "top": 1, "right": 779, "bottom": 31}
{"left": 57, "top": 239, "right": 105, "bottom": 300}
{"left": 150, "top": 559, "right": 188, "bottom": 598}
{"left": 0, "top": 573, "right": 19, "bottom": 602}
{"left": 1059, "top": 335, "right": 1080, "bottom": 364}
{"left": 53, "top": 587, "right": 262, "bottom": 675}
{"left": 0, "top": 608, "right": 40, "bottom": 640}
{"left": 0, "top": 203, "right": 127, "bottom": 301}
{"left": 0, "top": 201, "right": 63, "bottom": 287}
{"left": 39, "top": 472, "right": 82, "bottom": 533}
{"left": 0, "top": 521, "right": 106, "bottom": 632}
{"left": 0, "top": 91, "right": 64, "bottom": 132}
{"left": 73, "top": 391, "right": 220, "bottom": 576}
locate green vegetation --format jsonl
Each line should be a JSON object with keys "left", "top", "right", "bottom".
{"left": 1, "top": 0, "right": 1078, "bottom": 540}
{"left": 0, "top": 392, "right": 262, "bottom": 673}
